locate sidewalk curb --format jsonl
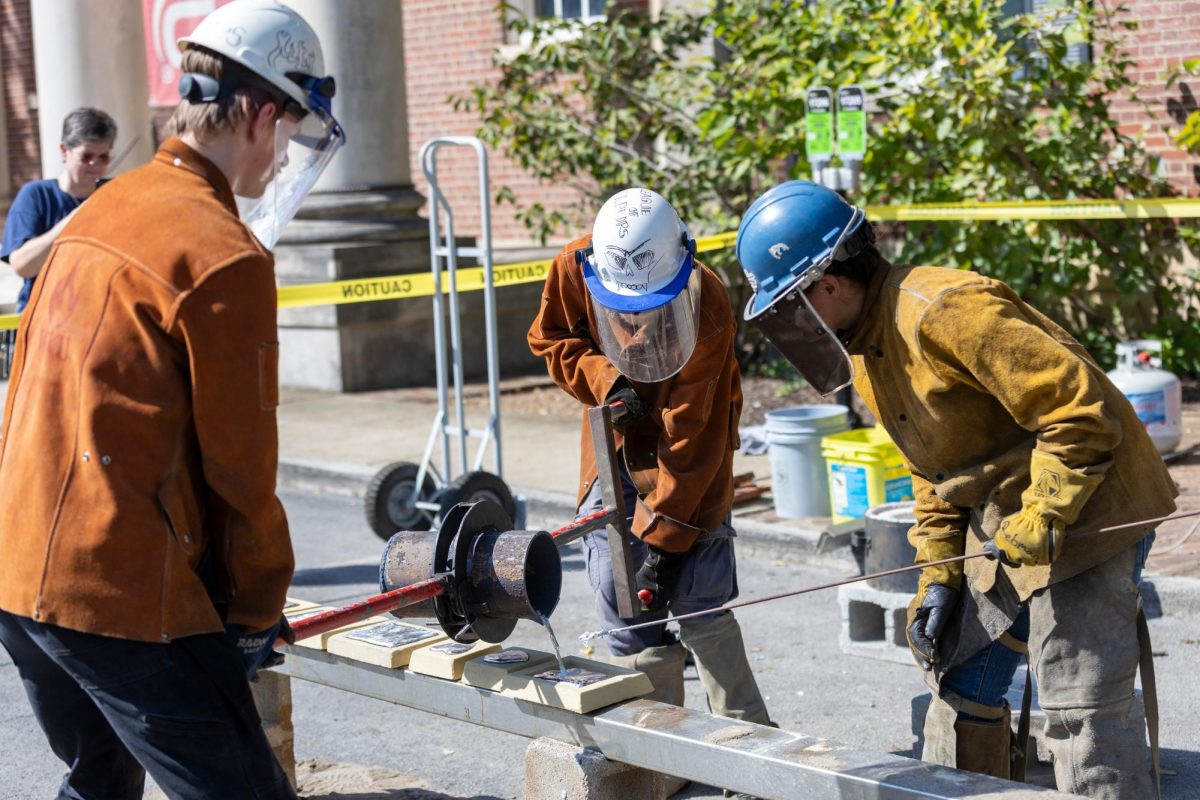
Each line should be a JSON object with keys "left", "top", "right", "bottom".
{"left": 278, "top": 457, "right": 1200, "bottom": 619}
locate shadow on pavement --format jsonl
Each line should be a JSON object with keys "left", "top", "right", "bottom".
{"left": 292, "top": 563, "right": 379, "bottom": 587}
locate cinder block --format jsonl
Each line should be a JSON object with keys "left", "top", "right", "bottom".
{"left": 283, "top": 606, "right": 387, "bottom": 651}
{"left": 524, "top": 736, "right": 677, "bottom": 800}
{"left": 461, "top": 647, "right": 557, "bottom": 691}
{"left": 326, "top": 620, "right": 447, "bottom": 668}
{"left": 408, "top": 639, "right": 501, "bottom": 680}
{"left": 837, "top": 582, "right": 915, "bottom": 665}
{"left": 505, "top": 656, "right": 654, "bottom": 714}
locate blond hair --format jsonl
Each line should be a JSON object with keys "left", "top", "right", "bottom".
{"left": 164, "top": 48, "right": 283, "bottom": 143}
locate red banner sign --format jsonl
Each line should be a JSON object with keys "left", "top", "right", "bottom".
{"left": 142, "top": 0, "right": 234, "bottom": 107}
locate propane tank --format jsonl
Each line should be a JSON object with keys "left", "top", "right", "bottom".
{"left": 1107, "top": 340, "right": 1182, "bottom": 454}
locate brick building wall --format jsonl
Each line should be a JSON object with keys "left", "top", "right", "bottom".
{"left": 401, "top": 0, "right": 590, "bottom": 248}
{"left": 1111, "top": 0, "right": 1200, "bottom": 191}
{"left": 1, "top": 0, "right": 40, "bottom": 197}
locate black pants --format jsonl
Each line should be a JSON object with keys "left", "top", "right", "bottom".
{"left": 0, "top": 610, "right": 295, "bottom": 800}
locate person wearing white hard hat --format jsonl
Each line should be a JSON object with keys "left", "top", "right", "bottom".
{"left": 529, "top": 188, "right": 771, "bottom": 733}
{"left": 0, "top": 2, "right": 343, "bottom": 797}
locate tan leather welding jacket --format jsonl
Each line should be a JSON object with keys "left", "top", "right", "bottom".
{"left": 0, "top": 138, "right": 293, "bottom": 642}
{"left": 845, "top": 264, "right": 1177, "bottom": 600}
{"left": 528, "top": 235, "right": 742, "bottom": 554}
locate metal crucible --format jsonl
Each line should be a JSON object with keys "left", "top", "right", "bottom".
{"left": 378, "top": 499, "right": 562, "bottom": 643}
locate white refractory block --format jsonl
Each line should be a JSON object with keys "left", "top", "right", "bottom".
{"left": 326, "top": 620, "right": 448, "bottom": 668}
{"left": 837, "top": 582, "right": 916, "bottom": 665}
{"left": 408, "top": 639, "right": 501, "bottom": 680}
{"left": 461, "top": 647, "right": 558, "bottom": 691}
{"left": 505, "top": 655, "right": 654, "bottom": 714}
{"left": 283, "top": 606, "right": 387, "bottom": 651}
{"left": 283, "top": 597, "right": 318, "bottom": 614}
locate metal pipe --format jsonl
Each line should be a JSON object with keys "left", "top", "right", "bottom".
{"left": 278, "top": 576, "right": 448, "bottom": 649}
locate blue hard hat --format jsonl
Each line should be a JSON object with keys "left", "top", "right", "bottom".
{"left": 737, "top": 180, "right": 872, "bottom": 318}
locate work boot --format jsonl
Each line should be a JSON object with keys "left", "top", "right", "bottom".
{"left": 608, "top": 641, "right": 686, "bottom": 706}
{"left": 952, "top": 716, "right": 1013, "bottom": 779}
{"left": 679, "top": 612, "right": 770, "bottom": 725}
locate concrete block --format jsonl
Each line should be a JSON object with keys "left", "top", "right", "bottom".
{"left": 283, "top": 606, "right": 388, "bottom": 651}
{"left": 506, "top": 656, "right": 654, "bottom": 714}
{"left": 326, "top": 620, "right": 447, "bottom": 668}
{"left": 524, "top": 736, "right": 681, "bottom": 800}
{"left": 461, "top": 647, "right": 557, "bottom": 691}
{"left": 251, "top": 671, "right": 296, "bottom": 788}
{"left": 408, "top": 639, "right": 502, "bottom": 680}
{"left": 837, "top": 582, "right": 915, "bottom": 665}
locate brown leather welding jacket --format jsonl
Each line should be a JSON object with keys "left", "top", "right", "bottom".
{"left": 528, "top": 235, "right": 741, "bottom": 554}
{"left": 0, "top": 138, "right": 293, "bottom": 642}
{"left": 845, "top": 263, "right": 1177, "bottom": 600}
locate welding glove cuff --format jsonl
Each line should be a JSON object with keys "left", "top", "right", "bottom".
{"left": 906, "top": 583, "right": 959, "bottom": 669}
{"left": 606, "top": 378, "right": 649, "bottom": 428}
{"left": 225, "top": 616, "right": 286, "bottom": 681}
{"left": 994, "top": 449, "right": 1106, "bottom": 567}
{"left": 636, "top": 545, "right": 686, "bottom": 613}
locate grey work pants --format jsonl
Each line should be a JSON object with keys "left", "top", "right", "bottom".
{"left": 577, "top": 472, "right": 770, "bottom": 724}
{"left": 928, "top": 543, "right": 1154, "bottom": 799}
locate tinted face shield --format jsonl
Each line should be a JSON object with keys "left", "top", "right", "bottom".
{"left": 745, "top": 287, "right": 853, "bottom": 396}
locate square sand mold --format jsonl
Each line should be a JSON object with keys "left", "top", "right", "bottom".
{"left": 284, "top": 602, "right": 655, "bottom": 714}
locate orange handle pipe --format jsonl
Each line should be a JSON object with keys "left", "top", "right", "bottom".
{"left": 277, "top": 575, "right": 448, "bottom": 649}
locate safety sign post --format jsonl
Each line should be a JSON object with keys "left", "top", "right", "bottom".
{"left": 805, "top": 86, "right": 835, "bottom": 171}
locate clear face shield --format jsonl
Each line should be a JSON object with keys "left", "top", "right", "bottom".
{"left": 582, "top": 252, "right": 702, "bottom": 383}
{"left": 238, "top": 97, "right": 345, "bottom": 249}
{"left": 746, "top": 287, "right": 853, "bottom": 395}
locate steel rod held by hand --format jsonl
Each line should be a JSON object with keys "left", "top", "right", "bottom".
{"left": 278, "top": 576, "right": 448, "bottom": 649}
{"left": 579, "top": 508, "right": 1200, "bottom": 643}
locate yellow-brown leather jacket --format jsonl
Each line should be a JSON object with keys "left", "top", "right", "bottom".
{"left": 847, "top": 263, "right": 1177, "bottom": 599}
{"left": 0, "top": 139, "right": 292, "bottom": 641}
{"left": 528, "top": 235, "right": 741, "bottom": 553}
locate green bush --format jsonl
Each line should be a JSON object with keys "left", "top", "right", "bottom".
{"left": 457, "top": 1, "right": 1200, "bottom": 373}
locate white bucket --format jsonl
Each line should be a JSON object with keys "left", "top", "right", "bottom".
{"left": 765, "top": 405, "right": 850, "bottom": 518}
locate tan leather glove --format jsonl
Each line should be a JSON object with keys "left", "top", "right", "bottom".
{"left": 994, "top": 449, "right": 1105, "bottom": 567}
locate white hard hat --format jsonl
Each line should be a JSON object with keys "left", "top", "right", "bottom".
{"left": 586, "top": 188, "right": 694, "bottom": 308}
{"left": 578, "top": 188, "right": 701, "bottom": 382}
{"left": 179, "top": 0, "right": 324, "bottom": 113}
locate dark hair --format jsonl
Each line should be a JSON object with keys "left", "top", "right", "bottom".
{"left": 822, "top": 239, "right": 885, "bottom": 287}
{"left": 165, "top": 46, "right": 288, "bottom": 143}
{"left": 61, "top": 107, "right": 117, "bottom": 148}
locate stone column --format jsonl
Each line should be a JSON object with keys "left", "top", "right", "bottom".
{"left": 30, "top": 0, "right": 154, "bottom": 179}
{"left": 270, "top": 0, "right": 431, "bottom": 392}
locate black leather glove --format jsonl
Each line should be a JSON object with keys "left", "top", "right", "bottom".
{"left": 905, "top": 584, "right": 959, "bottom": 668}
{"left": 606, "top": 378, "right": 648, "bottom": 427}
{"left": 636, "top": 545, "right": 686, "bottom": 613}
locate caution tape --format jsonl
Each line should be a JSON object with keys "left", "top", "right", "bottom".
{"left": 0, "top": 197, "right": 1196, "bottom": 332}
{"left": 864, "top": 197, "right": 1200, "bottom": 221}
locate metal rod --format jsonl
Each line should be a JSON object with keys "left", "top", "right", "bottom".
{"left": 278, "top": 576, "right": 448, "bottom": 649}
{"left": 550, "top": 507, "right": 617, "bottom": 546}
{"left": 580, "top": 508, "right": 1200, "bottom": 642}
{"left": 588, "top": 405, "right": 639, "bottom": 618}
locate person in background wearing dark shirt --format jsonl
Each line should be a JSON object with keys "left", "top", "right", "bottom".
{"left": 2, "top": 107, "right": 118, "bottom": 311}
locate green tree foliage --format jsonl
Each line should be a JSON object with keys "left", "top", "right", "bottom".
{"left": 1167, "top": 59, "right": 1200, "bottom": 155}
{"left": 456, "top": 0, "right": 1200, "bottom": 372}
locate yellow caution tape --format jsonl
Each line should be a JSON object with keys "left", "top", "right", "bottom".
{"left": 864, "top": 197, "right": 1200, "bottom": 221}
{"left": 1, "top": 197, "right": 1196, "bottom": 332}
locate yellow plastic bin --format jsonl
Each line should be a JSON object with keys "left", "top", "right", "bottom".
{"left": 821, "top": 426, "right": 914, "bottom": 523}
